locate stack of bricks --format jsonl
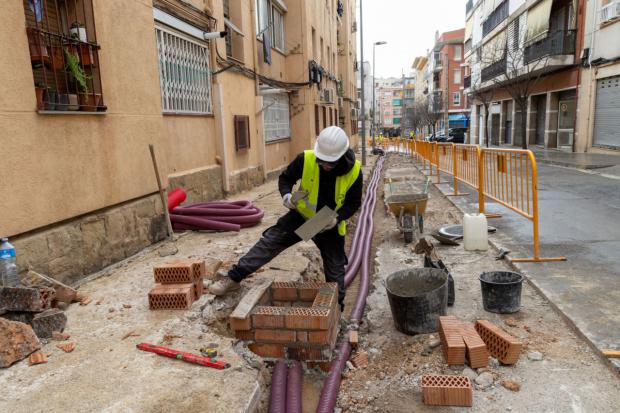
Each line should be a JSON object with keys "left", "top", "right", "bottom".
{"left": 422, "top": 374, "right": 473, "bottom": 407}
{"left": 438, "top": 316, "right": 522, "bottom": 367}
{"left": 229, "top": 280, "right": 340, "bottom": 362}
{"left": 148, "top": 260, "right": 205, "bottom": 310}
{"left": 475, "top": 320, "right": 522, "bottom": 365}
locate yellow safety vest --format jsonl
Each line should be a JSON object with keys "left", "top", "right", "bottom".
{"left": 296, "top": 150, "right": 361, "bottom": 236}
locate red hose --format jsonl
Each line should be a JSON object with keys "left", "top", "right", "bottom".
{"left": 167, "top": 188, "right": 186, "bottom": 212}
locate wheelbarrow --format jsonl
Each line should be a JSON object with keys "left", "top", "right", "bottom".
{"left": 384, "top": 180, "right": 429, "bottom": 244}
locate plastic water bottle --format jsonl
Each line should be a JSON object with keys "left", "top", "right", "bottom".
{"left": 0, "top": 238, "right": 20, "bottom": 287}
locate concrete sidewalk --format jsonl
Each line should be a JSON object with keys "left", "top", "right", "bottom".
{"left": 427, "top": 159, "right": 620, "bottom": 371}
{"left": 524, "top": 146, "right": 620, "bottom": 170}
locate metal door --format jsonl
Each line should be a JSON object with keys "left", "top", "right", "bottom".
{"left": 557, "top": 99, "right": 575, "bottom": 148}
{"left": 593, "top": 75, "right": 620, "bottom": 148}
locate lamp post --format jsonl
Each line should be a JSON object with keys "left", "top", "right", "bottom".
{"left": 360, "top": 0, "right": 366, "bottom": 166}
{"left": 372, "top": 41, "right": 387, "bottom": 149}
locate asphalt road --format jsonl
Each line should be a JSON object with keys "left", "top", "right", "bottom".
{"left": 443, "top": 163, "right": 620, "bottom": 370}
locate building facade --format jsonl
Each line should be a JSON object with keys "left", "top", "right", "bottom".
{"left": 464, "top": 0, "right": 583, "bottom": 148}
{"left": 2, "top": 0, "right": 358, "bottom": 284}
{"left": 357, "top": 61, "right": 372, "bottom": 137}
{"left": 374, "top": 77, "right": 403, "bottom": 134}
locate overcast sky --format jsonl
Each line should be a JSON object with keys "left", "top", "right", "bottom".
{"left": 357, "top": 0, "right": 467, "bottom": 78}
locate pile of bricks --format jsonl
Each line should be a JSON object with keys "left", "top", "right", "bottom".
{"left": 0, "top": 286, "right": 67, "bottom": 339}
{"left": 148, "top": 260, "right": 206, "bottom": 310}
{"left": 438, "top": 316, "right": 522, "bottom": 367}
{"left": 229, "top": 280, "right": 340, "bottom": 362}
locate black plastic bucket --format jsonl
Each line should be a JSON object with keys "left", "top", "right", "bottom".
{"left": 479, "top": 271, "right": 523, "bottom": 314}
{"left": 385, "top": 268, "right": 448, "bottom": 335}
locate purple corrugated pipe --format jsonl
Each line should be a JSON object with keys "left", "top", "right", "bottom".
{"left": 316, "top": 156, "right": 385, "bottom": 413}
{"left": 286, "top": 361, "right": 303, "bottom": 413}
{"left": 169, "top": 200, "right": 263, "bottom": 232}
{"left": 269, "top": 361, "right": 289, "bottom": 413}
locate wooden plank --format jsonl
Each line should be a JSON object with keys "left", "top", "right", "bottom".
{"left": 602, "top": 350, "right": 620, "bottom": 359}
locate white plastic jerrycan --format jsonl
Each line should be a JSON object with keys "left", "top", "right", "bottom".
{"left": 463, "top": 213, "right": 488, "bottom": 251}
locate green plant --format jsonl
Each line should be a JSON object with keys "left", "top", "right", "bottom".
{"left": 64, "top": 47, "right": 89, "bottom": 93}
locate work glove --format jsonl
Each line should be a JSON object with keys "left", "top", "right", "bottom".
{"left": 282, "top": 193, "right": 296, "bottom": 210}
{"left": 320, "top": 217, "right": 339, "bottom": 233}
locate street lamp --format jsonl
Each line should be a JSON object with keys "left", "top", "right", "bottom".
{"left": 372, "top": 41, "right": 387, "bottom": 149}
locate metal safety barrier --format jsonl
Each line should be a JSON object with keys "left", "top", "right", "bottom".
{"left": 407, "top": 141, "right": 565, "bottom": 263}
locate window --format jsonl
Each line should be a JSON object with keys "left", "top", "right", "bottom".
{"left": 256, "top": 0, "right": 270, "bottom": 36}
{"left": 224, "top": 0, "right": 244, "bottom": 61}
{"left": 454, "top": 45, "right": 462, "bottom": 61}
{"left": 454, "top": 69, "right": 461, "bottom": 84}
{"left": 156, "top": 26, "right": 212, "bottom": 114}
{"left": 312, "top": 27, "right": 317, "bottom": 59}
{"left": 234, "top": 115, "right": 251, "bottom": 150}
{"left": 322, "top": 106, "right": 327, "bottom": 128}
{"left": 271, "top": 6, "right": 285, "bottom": 51}
{"left": 263, "top": 92, "right": 291, "bottom": 142}
{"left": 453, "top": 92, "right": 461, "bottom": 105}
{"left": 257, "top": 1, "right": 286, "bottom": 52}
{"left": 23, "top": 0, "right": 105, "bottom": 112}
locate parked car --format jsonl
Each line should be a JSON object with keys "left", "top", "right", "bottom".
{"left": 447, "top": 128, "right": 467, "bottom": 144}
{"left": 426, "top": 133, "right": 448, "bottom": 142}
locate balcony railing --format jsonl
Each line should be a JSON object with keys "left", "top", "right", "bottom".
{"left": 464, "top": 75, "right": 471, "bottom": 89}
{"left": 466, "top": 0, "right": 473, "bottom": 15}
{"left": 482, "top": 0, "right": 508, "bottom": 37}
{"left": 481, "top": 56, "right": 506, "bottom": 82}
{"left": 524, "top": 30, "right": 577, "bottom": 64}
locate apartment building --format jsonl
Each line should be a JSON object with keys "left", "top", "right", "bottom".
{"left": 401, "top": 74, "right": 417, "bottom": 137}
{"left": 375, "top": 78, "right": 404, "bottom": 134}
{"left": 464, "top": 0, "right": 583, "bottom": 148}
{"left": 412, "top": 56, "right": 429, "bottom": 102}
{"left": 3, "top": 0, "right": 358, "bottom": 284}
{"left": 576, "top": 0, "right": 620, "bottom": 151}
{"left": 427, "top": 29, "right": 468, "bottom": 134}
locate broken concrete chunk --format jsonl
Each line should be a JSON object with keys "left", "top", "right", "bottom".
{"left": 32, "top": 309, "right": 67, "bottom": 339}
{"left": 0, "top": 311, "right": 35, "bottom": 325}
{"left": 0, "top": 318, "right": 41, "bottom": 368}
{"left": 0, "top": 287, "right": 54, "bottom": 312}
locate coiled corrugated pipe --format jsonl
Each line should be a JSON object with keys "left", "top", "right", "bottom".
{"left": 316, "top": 155, "right": 385, "bottom": 413}
{"left": 286, "top": 361, "right": 303, "bottom": 413}
{"left": 269, "top": 361, "right": 288, "bottom": 413}
{"left": 169, "top": 200, "right": 263, "bottom": 232}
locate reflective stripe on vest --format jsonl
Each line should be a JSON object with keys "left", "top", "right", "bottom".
{"left": 296, "top": 150, "right": 361, "bottom": 236}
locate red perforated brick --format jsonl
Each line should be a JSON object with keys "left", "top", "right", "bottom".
{"left": 285, "top": 307, "right": 330, "bottom": 330}
{"left": 461, "top": 322, "right": 488, "bottom": 368}
{"left": 439, "top": 316, "right": 466, "bottom": 365}
{"left": 148, "top": 284, "right": 194, "bottom": 310}
{"left": 235, "top": 330, "right": 255, "bottom": 341}
{"left": 249, "top": 343, "right": 285, "bottom": 359}
{"left": 230, "top": 316, "right": 251, "bottom": 331}
{"left": 271, "top": 282, "right": 298, "bottom": 301}
{"left": 298, "top": 282, "right": 323, "bottom": 301}
{"left": 251, "top": 306, "right": 288, "bottom": 329}
{"left": 297, "top": 331, "right": 309, "bottom": 343}
{"left": 193, "top": 276, "right": 204, "bottom": 300}
{"left": 422, "top": 375, "right": 472, "bottom": 407}
{"left": 312, "top": 284, "right": 338, "bottom": 310}
{"left": 475, "top": 320, "right": 522, "bottom": 364}
{"left": 154, "top": 260, "right": 204, "bottom": 284}
{"left": 288, "top": 346, "right": 332, "bottom": 361}
{"left": 255, "top": 329, "right": 296, "bottom": 344}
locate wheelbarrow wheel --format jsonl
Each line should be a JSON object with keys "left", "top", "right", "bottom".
{"left": 403, "top": 214, "right": 414, "bottom": 244}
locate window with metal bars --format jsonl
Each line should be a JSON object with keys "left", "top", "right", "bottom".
{"left": 155, "top": 26, "right": 213, "bottom": 115}
{"left": 23, "top": 0, "right": 105, "bottom": 112}
{"left": 263, "top": 92, "right": 291, "bottom": 143}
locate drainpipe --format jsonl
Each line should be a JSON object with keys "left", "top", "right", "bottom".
{"left": 572, "top": 0, "right": 586, "bottom": 153}
{"left": 214, "top": 82, "right": 231, "bottom": 193}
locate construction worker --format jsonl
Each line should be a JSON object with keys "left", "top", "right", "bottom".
{"left": 209, "top": 126, "right": 362, "bottom": 310}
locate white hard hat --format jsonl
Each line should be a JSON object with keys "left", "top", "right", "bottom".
{"left": 314, "top": 126, "right": 349, "bottom": 162}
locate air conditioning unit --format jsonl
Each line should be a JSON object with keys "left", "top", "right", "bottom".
{"left": 601, "top": 0, "right": 620, "bottom": 24}
{"left": 322, "top": 89, "right": 331, "bottom": 103}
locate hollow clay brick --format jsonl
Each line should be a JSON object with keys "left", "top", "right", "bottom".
{"left": 422, "top": 374, "right": 473, "bottom": 407}
{"left": 297, "top": 331, "right": 309, "bottom": 342}
{"left": 229, "top": 316, "right": 252, "bottom": 331}
{"left": 298, "top": 282, "right": 323, "bottom": 301}
{"left": 439, "top": 316, "right": 466, "bottom": 365}
{"left": 248, "top": 343, "right": 285, "bottom": 359}
{"left": 475, "top": 320, "right": 522, "bottom": 365}
{"left": 193, "top": 276, "right": 204, "bottom": 300}
{"left": 460, "top": 322, "right": 488, "bottom": 368}
{"left": 235, "top": 330, "right": 255, "bottom": 341}
{"left": 285, "top": 307, "right": 331, "bottom": 330}
{"left": 251, "top": 306, "right": 288, "bottom": 329}
{"left": 271, "top": 282, "right": 298, "bottom": 301}
{"left": 0, "top": 287, "right": 53, "bottom": 312}
{"left": 148, "top": 284, "right": 194, "bottom": 310}
{"left": 255, "top": 329, "right": 296, "bottom": 344}
{"left": 153, "top": 260, "right": 204, "bottom": 284}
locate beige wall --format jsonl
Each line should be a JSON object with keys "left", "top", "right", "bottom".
{"left": 1, "top": 0, "right": 169, "bottom": 237}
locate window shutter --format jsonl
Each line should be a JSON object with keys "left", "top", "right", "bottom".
{"left": 234, "top": 115, "right": 250, "bottom": 151}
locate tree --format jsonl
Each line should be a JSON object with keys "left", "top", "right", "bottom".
{"left": 475, "top": 20, "right": 550, "bottom": 149}
{"left": 468, "top": 84, "right": 494, "bottom": 147}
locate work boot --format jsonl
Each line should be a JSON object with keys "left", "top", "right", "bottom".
{"left": 209, "top": 277, "right": 241, "bottom": 296}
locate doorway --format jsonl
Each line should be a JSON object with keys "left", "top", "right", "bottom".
{"left": 535, "top": 95, "right": 546, "bottom": 146}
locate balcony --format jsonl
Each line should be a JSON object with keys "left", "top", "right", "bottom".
{"left": 464, "top": 39, "right": 472, "bottom": 54}
{"left": 481, "top": 56, "right": 506, "bottom": 82}
{"left": 524, "top": 30, "right": 576, "bottom": 64}
{"left": 464, "top": 75, "right": 471, "bottom": 89}
{"left": 482, "top": 0, "right": 508, "bottom": 37}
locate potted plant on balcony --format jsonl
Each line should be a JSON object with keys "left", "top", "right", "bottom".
{"left": 63, "top": 47, "right": 88, "bottom": 110}
{"left": 64, "top": 47, "right": 100, "bottom": 111}
{"left": 26, "top": 27, "right": 50, "bottom": 67}
{"left": 70, "top": 22, "right": 87, "bottom": 42}
{"left": 34, "top": 82, "right": 45, "bottom": 110}
{"left": 44, "top": 85, "right": 57, "bottom": 110}
{"left": 67, "top": 23, "right": 94, "bottom": 67}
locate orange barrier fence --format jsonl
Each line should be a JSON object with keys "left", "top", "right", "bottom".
{"left": 404, "top": 141, "right": 565, "bottom": 263}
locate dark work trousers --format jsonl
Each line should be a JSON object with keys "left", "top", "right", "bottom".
{"left": 228, "top": 211, "right": 347, "bottom": 309}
